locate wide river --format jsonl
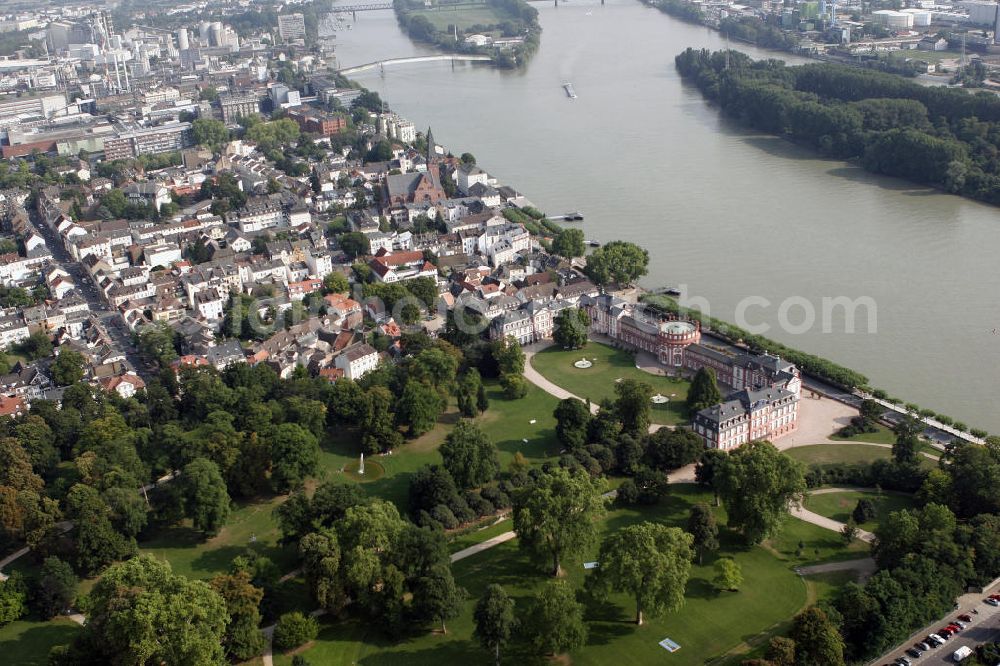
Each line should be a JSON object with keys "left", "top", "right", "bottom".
{"left": 328, "top": 0, "right": 1000, "bottom": 432}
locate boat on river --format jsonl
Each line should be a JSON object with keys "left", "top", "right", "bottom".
{"left": 563, "top": 82, "right": 577, "bottom": 99}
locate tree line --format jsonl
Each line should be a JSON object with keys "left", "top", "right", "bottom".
{"left": 676, "top": 48, "right": 1000, "bottom": 207}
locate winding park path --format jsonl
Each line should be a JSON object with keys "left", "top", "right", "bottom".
{"left": 522, "top": 343, "right": 667, "bottom": 434}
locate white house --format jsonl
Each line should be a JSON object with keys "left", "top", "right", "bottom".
{"left": 335, "top": 343, "right": 380, "bottom": 380}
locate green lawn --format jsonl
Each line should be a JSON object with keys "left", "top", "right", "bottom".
{"left": 0, "top": 616, "right": 81, "bottom": 666}
{"left": 804, "top": 489, "right": 918, "bottom": 531}
{"left": 804, "top": 570, "right": 861, "bottom": 603}
{"left": 274, "top": 485, "right": 866, "bottom": 666}
{"left": 786, "top": 443, "right": 937, "bottom": 468}
{"left": 530, "top": 342, "right": 692, "bottom": 426}
{"left": 317, "top": 382, "right": 561, "bottom": 513}
{"left": 763, "top": 512, "right": 869, "bottom": 565}
{"left": 407, "top": 2, "right": 513, "bottom": 32}
{"left": 786, "top": 443, "right": 892, "bottom": 466}
{"left": 139, "top": 494, "right": 296, "bottom": 582}
{"left": 448, "top": 518, "right": 512, "bottom": 554}
{"left": 831, "top": 423, "right": 896, "bottom": 445}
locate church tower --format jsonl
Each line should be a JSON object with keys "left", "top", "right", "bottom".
{"left": 426, "top": 126, "right": 436, "bottom": 165}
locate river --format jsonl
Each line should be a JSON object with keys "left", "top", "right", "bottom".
{"left": 327, "top": 0, "right": 1000, "bottom": 432}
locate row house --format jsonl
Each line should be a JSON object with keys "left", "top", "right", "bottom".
{"left": 334, "top": 343, "right": 380, "bottom": 381}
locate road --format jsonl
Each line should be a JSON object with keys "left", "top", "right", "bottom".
{"left": 870, "top": 587, "right": 1000, "bottom": 666}
{"left": 30, "top": 208, "right": 150, "bottom": 378}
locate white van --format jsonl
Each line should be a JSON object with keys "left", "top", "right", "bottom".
{"left": 953, "top": 645, "right": 973, "bottom": 662}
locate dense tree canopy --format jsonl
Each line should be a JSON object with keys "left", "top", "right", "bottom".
{"left": 512, "top": 468, "right": 607, "bottom": 576}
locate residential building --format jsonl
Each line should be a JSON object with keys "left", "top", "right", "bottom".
{"left": 335, "top": 343, "right": 379, "bottom": 380}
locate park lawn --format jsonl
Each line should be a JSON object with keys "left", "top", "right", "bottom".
{"left": 804, "top": 489, "right": 918, "bottom": 531}
{"left": 763, "top": 513, "right": 869, "bottom": 565}
{"left": 786, "top": 443, "right": 892, "bottom": 466}
{"left": 447, "top": 517, "right": 512, "bottom": 554}
{"left": 831, "top": 423, "right": 896, "bottom": 445}
{"left": 803, "top": 569, "right": 862, "bottom": 603}
{"left": 407, "top": 2, "right": 514, "bottom": 32}
{"left": 0, "top": 616, "right": 81, "bottom": 666}
{"left": 530, "top": 342, "right": 691, "bottom": 425}
{"left": 139, "top": 494, "right": 296, "bottom": 581}
{"left": 317, "top": 382, "right": 560, "bottom": 514}
{"left": 275, "top": 485, "right": 875, "bottom": 666}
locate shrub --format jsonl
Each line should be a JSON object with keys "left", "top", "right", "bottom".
{"left": 272, "top": 612, "right": 318, "bottom": 652}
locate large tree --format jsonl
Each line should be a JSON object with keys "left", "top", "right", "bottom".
{"left": 551, "top": 228, "right": 586, "bottom": 259}
{"left": 523, "top": 580, "right": 587, "bottom": 656}
{"left": 180, "top": 457, "right": 231, "bottom": 535}
{"left": 584, "top": 240, "right": 649, "bottom": 286}
{"left": 412, "top": 564, "right": 464, "bottom": 634}
{"left": 687, "top": 367, "right": 723, "bottom": 415}
{"left": 512, "top": 468, "right": 607, "bottom": 576}
{"left": 397, "top": 380, "right": 442, "bottom": 437}
{"left": 686, "top": 503, "right": 719, "bottom": 564}
{"left": 55, "top": 556, "right": 229, "bottom": 665}
{"left": 299, "top": 528, "right": 345, "bottom": 613}
{"left": 615, "top": 377, "right": 652, "bottom": 435}
{"left": 439, "top": 420, "right": 499, "bottom": 490}
{"left": 552, "top": 308, "right": 590, "bottom": 350}
{"left": 588, "top": 522, "right": 693, "bottom": 625}
{"left": 269, "top": 423, "right": 319, "bottom": 492}
{"left": 361, "top": 386, "right": 403, "bottom": 453}
{"left": 51, "top": 350, "right": 86, "bottom": 386}
{"left": 789, "top": 606, "right": 845, "bottom": 666}
{"left": 209, "top": 570, "right": 265, "bottom": 661}
{"left": 35, "top": 556, "right": 77, "bottom": 619}
{"left": 717, "top": 440, "right": 806, "bottom": 544}
{"left": 645, "top": 428, "right": 705, "bottom": 471}
{"left": 473, "top": 584, "right": 517, "bottom": 666}
{"left": 553, "top": 397, "right": 592, "bottom": 451}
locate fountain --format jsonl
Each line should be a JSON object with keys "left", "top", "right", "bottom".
{"left": 574, "top": 357, "right": 593, "bottom": 369}
{"left": 651, "top": 394, "right": 669, "bottom": 404}
{"left": 359, "top": 452, "right": 365, "bottom": 476}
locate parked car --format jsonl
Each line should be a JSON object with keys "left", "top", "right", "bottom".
{"left": 953, "top": 645, "right": 973, "bottom": 662}
{"left": 957, "top": 614, "right": 972, "bottom": 623}
{"left": 895, "top": 657, "right": 912, "bottom": 666}
{"left": 906, "top": 648, "right": 922, "bottom": 658}
{"left": 986, "top": 597, "right": 1000, "bottom": 606}
{"left": 928, "top": 634, "right": 945, "bottom": 647}
{"left": 916, "top": 642, "right": 931, "bottom": 651}
{"left": 938, "top": 628, "right": 953, "bottom": 638}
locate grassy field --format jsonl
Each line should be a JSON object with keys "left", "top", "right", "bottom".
{"left": 407, "top": 3, "right": 514, "bottom": 32}
{"left": 804, "top": 489, "right": 918, "bottom": 531}
{"left": 273, "top": 485, "right": 867, "bottom": 666}
{"left": 831, "top": 423, "right": 896, "bottom": 445}
{"left": 139, "top": 494, "right": 296, "bottom": 582}
{"left": 530, "top": 342, "right": 692, "bottom": 425}
{"left": 786, "top": 443, "right": 893, "bottom": 466}
{"left": 786, "top": 443, "right": 937, "bottom": 469}
{"left": 448, "top": 517, "right": 512, "bottom": 554}
{"left": 0, "top": 616, "right": 81, "bottom": 666}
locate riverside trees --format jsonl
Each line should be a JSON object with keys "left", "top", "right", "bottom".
{"left": 675, "top": 47, "right": 1000, "bottom": 207}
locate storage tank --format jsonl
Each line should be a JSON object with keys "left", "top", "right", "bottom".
{"left": 901, "top": 8, "right": 932, "bottom": 26}
{"left": 872, "top": 9, "right": 915, "bottom": 30}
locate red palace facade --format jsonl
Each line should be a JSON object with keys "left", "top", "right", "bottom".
{"left": 580, "top": 294, "right": 801, "bottom": 449}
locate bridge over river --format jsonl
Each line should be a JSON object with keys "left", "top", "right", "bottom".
{"left": 338, "top": 54, "right": 493, "bottom": 74}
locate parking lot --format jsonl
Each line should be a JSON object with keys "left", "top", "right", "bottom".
{"left": 872, "top": 589, "right": 1000, "bottom": 665}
